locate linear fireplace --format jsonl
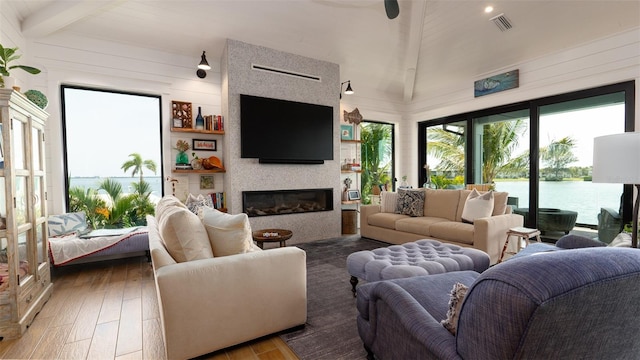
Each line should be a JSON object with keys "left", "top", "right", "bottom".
{"left": 242, "top": 188, "right": 333, "bottom": 217}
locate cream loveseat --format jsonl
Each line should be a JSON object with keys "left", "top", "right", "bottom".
{"left": 147, "top": 196, "right": 307, "bottom": 359}
{"left": 360, "top": 188, "right": 523, "bottom": 264}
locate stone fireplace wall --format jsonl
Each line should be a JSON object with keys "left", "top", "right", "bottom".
{"left": 220, "top": 40, "right": 342, "bottom": 244}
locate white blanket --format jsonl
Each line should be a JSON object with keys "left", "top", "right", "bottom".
{"left": 49, "top": 227, "right": 147, "bottom": 265}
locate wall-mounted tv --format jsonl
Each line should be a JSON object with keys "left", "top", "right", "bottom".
{"left": 240, "top": 94, "right": 334, "bottom": 164}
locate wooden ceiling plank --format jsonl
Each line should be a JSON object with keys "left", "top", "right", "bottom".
{"left": 21, "top": 0, "right": 128, "bottom": 38}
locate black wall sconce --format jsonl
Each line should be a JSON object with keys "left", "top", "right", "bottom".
{"left": 196, "top": 51, "right": 211, "bottom": 78}
{"left": 340, "top": 80, "right": 354, "bottom": 99}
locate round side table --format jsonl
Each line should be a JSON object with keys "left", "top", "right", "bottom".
{"left": 252, "top": 229, "right": 293, "bottom": 249}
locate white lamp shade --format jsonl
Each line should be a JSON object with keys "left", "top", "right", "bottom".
{"left": 592, "top": 132, "right": 640, "bottom": 184}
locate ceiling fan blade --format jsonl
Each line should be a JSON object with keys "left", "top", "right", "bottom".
{"left": 384, "top": 0, "right": 399, "bottom": 19}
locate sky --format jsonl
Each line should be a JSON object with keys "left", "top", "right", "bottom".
{"left": 64, "top": 88, "right": 162, "bottom": 178}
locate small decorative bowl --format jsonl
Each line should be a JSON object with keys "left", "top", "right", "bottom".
{"left": 24, "top": 90, "right": 48, "bottom": 110}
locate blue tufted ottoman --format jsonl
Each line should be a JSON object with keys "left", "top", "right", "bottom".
{"left": 346, "top": 239, "right": 490, "bottom": 296}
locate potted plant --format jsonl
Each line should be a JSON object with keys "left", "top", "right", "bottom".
{"left": 0, "top": 44, "right": 41, "bottom": 89}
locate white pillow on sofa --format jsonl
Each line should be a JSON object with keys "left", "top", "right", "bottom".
{"left": 200, "top": 207, "right": 254, "bottom": 257}
{"left": 461, "top": 189, "right": 494, "bottom": 223}
{"left": 159, "top": 205, "right": 214, "bottom": 262}
{"left": 380, "top": 191, "right": 399, "bottom": 213}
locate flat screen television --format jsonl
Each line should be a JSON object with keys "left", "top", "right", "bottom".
{"left": 240, "top": 94, "right": 334, "bottom": 164}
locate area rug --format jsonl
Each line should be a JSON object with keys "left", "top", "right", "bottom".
{"left": 279, "top": 235, "right": 387, "bottom": 360}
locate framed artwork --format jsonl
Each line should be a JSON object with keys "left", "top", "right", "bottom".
{"left": 347, "top": 189, "right": 361, "bottom": 201}
{"left": 474, "top": 69, "right": 519, "bottom": 97}
{"left": 341, "top": 124, "right": 353, "bottom": 140}
{"left": 193, "top": 139, "right": 217, "bottom": 151}
{"left": 200, "top": 175, "right": 215, "bottom": 190}
{"left": 172, "top": 101, "right": 193, "bottom": 128}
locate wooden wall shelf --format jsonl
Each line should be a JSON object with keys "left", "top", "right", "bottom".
{"left": 172, "top": 169, "right": 226, "bottom": 174}
{"left": 171, "top": 127, "right": 225, "bottom": 135}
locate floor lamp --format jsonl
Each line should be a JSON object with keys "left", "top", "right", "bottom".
{"left": 592, "top": 132, "right": 640, "bottom": 248}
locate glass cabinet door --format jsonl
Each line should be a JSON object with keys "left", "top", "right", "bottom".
{"left": 0, "top": 237, "right": 7, "bottom": 292}
{"left": 15, "top": 177, "right": 27, "bottom": 226}
{"left": 36, "top": 223, "right": 45, "bottom": 265}
{"left": 11, "top": 118, "right": 25, "bottom": 170}
{"left": 17, "top": 231, "right": 30, "bottom": 284}
{"left": 31, "top": 127, "right": 42, "bottom": 172}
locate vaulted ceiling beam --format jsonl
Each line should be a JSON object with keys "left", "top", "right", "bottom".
{"left": 403, "top": 0, "right": 427, "bottom": 102}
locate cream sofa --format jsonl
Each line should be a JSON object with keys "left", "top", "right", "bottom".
{"left": 147, "top": 197, "right": 307, "bottom": 359}
{"left": 360, "top": 188, "right": 523, "bottom": 264}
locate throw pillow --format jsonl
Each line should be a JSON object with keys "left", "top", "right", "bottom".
{"left": 380, "top": 191, "right": 399, "bottom": 213}
{"left": 184, "top": 193, "right": 214, "bottom": 214}
{"left": 48, "top": 212, "right": 88, "bottom": 237}
{"left": 461, "top": 189, "right": 494, "bottom": 223}
{"left": 200, "top": 207, "right": 254, "bottom": 257}
{"left": 155, "top": 195, "right": 188, "bottom": 223}
{"left": 395, "top": 189, "right": 425, "bottom": 217}
{"left": 441, "top": 282, "right": 469, "bottom": 335}
{"left": 159, "top": 206, "right": 213, "bottom": 262}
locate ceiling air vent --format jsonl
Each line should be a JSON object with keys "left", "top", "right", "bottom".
{"left": 490, "top": 13, "right": 513, "bottom": 32}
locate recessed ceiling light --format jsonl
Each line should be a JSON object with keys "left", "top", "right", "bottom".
{"left": 485, "top": 6, "right": 494, "bottom": 13}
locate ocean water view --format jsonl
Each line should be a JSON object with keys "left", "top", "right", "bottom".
{"left": 495, "top": 180, "right": 623, "bottom": 226}
{"left": 70, "top": 176, "right": 163, "bottom": 199}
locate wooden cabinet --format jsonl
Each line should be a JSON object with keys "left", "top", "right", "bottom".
{"left": 0, "top": 89, "right": 52, "bottom": 339}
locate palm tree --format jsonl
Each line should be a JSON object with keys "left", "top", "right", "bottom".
{"left": 427, "top": 120, "right": 528, "bottom": 184}
{"left": 360, "top": 123, "right": 392, "bottom": 204}
{"left": 481, "top": 120, "right": 527, "bottom": 184}
{"left": 426, "top": 127, "right": 466, "bottom": 174}
{"left": 541, "top": 136, "right": 578, "bottom": 180}
{"left": 121, "top": 153, "right": 157, "bottom": 183}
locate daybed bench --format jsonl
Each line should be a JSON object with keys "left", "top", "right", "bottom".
{"left": 360, "top": 188, "right": 523, "bottom": 264}
{"left": 47, "top": 212, "right": 149, "bottom": 266}
{"left": 48, "top": 230, "right": 149, "bottom": 266}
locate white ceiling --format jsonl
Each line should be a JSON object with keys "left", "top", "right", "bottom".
{"left": 9, "top": 0, "right": 640, "bottom": 103}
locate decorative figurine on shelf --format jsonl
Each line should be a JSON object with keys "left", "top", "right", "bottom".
{"left": 191, "top": 152, "right": 202, "bottom": 170}
{"left": 342, "top": 177, "right": 352, "bottom": 201}
{"left": 175, "top": 139, "right": 191, "bottom": 168}
{"left": 195, "top": 106, "right": 205, "bottom": 130}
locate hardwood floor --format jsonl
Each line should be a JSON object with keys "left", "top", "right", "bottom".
{"left": 0, "top": 256, "right": 299, "bottom": 360}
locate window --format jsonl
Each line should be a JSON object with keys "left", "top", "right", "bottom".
{"left": 360, "top": 121, "right": 394, "bottom": 204}
{"left": 419, "top": 81, "right": 635, "bottom": 239}
{"left": 61, "top": 86, "right": 163, "bottom": 227}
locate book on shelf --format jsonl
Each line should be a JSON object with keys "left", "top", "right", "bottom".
{"left": 209, "top": 192, "right": 226, "bottom": 210}
{"left": 203, "top": 115, "right": 224, "bottom": 132}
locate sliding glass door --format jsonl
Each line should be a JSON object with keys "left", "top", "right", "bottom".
{"left": 418, "top": 81, "right": 635, "bottom": 242}
{"left": 472, "top": 109, "right": 530, "bottom": 210}
{"left": 537, "top": 92, "right": 627, "bottom": 241}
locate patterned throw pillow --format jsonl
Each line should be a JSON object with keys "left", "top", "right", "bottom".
{"left": 461, "top": 189, "right": 494, "bottom": 223}
{"left": 380, "top": 191, "right": 399, "bottom": 213}
{"left": 48, "top": 212, "right": 88, "bottom": 237}
{"left": 441, "top": 282, "right": 469, "bottom": 335}
{"left": 184, "top": 193, "right": 214, "bottom": 214}
{"left": 395, "top": 188, "right": 425, "bottom": 217}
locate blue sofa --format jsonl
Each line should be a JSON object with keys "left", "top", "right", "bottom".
{"left": 356, "top": 247, "right": 640, "bottom": 359}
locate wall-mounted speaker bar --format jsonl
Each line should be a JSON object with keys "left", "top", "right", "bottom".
{"left": 251, "top": 64, "right": 321, "bottom": 82}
